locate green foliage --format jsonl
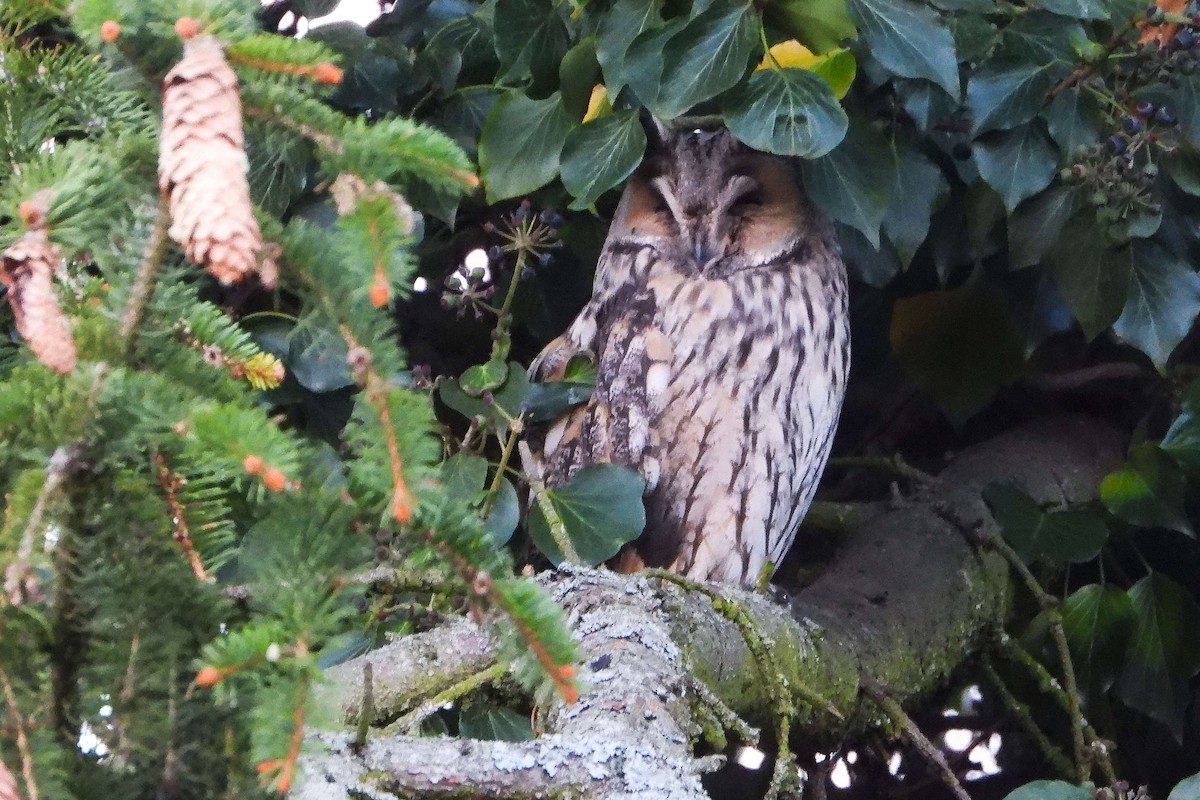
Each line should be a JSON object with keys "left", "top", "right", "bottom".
{"left": 528, "top": 464, "right": 645, "bottom": 566}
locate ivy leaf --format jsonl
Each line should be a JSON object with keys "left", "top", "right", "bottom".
{"left": 288, "top": 327, "right": 353, "bottom": 393}
{"left": 559, "top": 37, "right": 601, "bottom": 121}
{"left": 1169, "top": 773, "right": 1200, "bottom": 800}
{"left": 1112, "top": 238, "right": 1200, "bottom": 370}
{"left": 459, "top": 705, "right": 533, "bottom": 742}
{"left": 1100, "top": 444, "right": 1194, "bottom": 537}
{"left": 522, "top": 381, "right": 594, "bottom": 423}
{"left": 483, "top": 478, "right": 519, "bottom": 547}
{"left": 722, "top": 67, "right": 848, "bottom": 158}
{"left": 561, "top": 111, "right": 647, "bottom": 210}
{"left": 983, "top": 482, "right": 1108, "bottom": 563}
{"left": 847, "top": 0, "right": 960, "bottom": 97}
{"left": 890, "top": 280, "right": 1025, "bottom": 423}
{"left": 1045, "top": 87, "right": 1104, "bottom": 158}
{"left": 765, "top": 0, "right": 858, "bottom": 53}
{"left": 973, "top": 123, "right": 1059, "bottom": 211}
{"left": 493, "top": 0, "right": 569, "bottom": 89}
{"left": 1161, "top": 409, "right": 1200, "bottom": 476}
{"left": 1008, "top": 185, "right": 1078, "bottom": 270}
{"left": 595, "top": 0, "right": 665, "bottom": 95}
{"left": 441, "top": 452, "right": 488, "bottom": 502}
{"left": 967, "top": 61, "right": 1055, "bottom": 135}
{"left": 478, "top": 91, "right": 572, "bottom": 203}
{"left": 1034, "top": 0, "right": 1109, "bottom": 19}
{"left": 1116, "top": 573, "right": 1200, "bottom": 740}
{"left": 1003, "top": 781, "right": 1094, "bottom": 800}
{"left": 1164, "top": 147, "right": 1200, "bottom": 196}
{"left": 1062, "top": 583, "right": 1135, "bottom": 697}
{"left": 882, "top": 146, "right": 948, "bottom": 266}
{"left": 622, "top": 19, "right": 687, "bottom": 109}
{"left": 801, "top": 120, "right": 896, "bottom": 246}
{"left": 439, "top": 362, "right": 531, "bottom": 435}
{"left": 528, "top": 464, "right": 645, "bottom": 566}
{"left": 654, "top": 4, "right": 759, "bottom": 119}
{"left": 459, "top": 358, "right": 509, "bottom": 396}
{"left": 998, "top": 12, "right": 1085, "bottom": 69}
{"left": 1044, "top": 214, "right": 1134, "bottom": 339}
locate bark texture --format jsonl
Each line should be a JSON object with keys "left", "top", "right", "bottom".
{"left": 299, "top": 415, "right": 1125, "bottom": 799}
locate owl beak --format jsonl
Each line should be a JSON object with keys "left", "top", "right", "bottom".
{"left": 690, "top": 228, "right": 715, "bottom": 267}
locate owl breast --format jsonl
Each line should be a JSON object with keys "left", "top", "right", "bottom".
{"left": 531, "top": 126, "right": 850, "bottom": 586}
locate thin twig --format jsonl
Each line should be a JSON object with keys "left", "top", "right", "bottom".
{"left": 980, "top": 654, "right": 1075, "bottom": 779}
{"left": 389, "top": 662, "right": 507, "bottom": 734}
{"left": 860, "top": 677, "right": 970, "bottom": 800}
{"left": 1046, "top": 17, "right": 1140, "bottom": 101}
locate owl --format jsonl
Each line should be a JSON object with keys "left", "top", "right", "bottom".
{"left": 530, "top": 123, "right": 850, "bottom": 586}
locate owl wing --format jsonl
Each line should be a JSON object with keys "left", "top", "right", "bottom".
{"left": 528, "top": 281, "right": 671, "bottom": 495}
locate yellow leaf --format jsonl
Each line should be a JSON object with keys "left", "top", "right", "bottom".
{"left": 582, "top": 84, "right": 610, "bottom": 123}
{"left": 756, "top": 39, "right": 820, "bottom": 71}
{"left": 757, "top": 40, "right": 856, "bottom": 100}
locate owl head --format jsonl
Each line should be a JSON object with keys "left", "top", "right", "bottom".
{"left": 610, "top": 119, "right": 818, "bottom": 275}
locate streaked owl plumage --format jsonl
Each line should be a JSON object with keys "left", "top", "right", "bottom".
{"left": 531, "top": 125, "right": 849, "bottom": 585}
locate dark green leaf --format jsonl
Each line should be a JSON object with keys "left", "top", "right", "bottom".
{"left": 522, "top": 381, "right": 594, "bottom": 423}
{"left": 968, "top": 61, "right": 1054, "bottom": 135}
{"left": 654, "top": 4, "right": 759, "bottom": 119}
{"left": 560, "top": 37, "right": 600, "bottom": 121}
{"left": 983, "top": 482, "right": 1108, "bottom": 563}
{"left": 1169, "top": 773, "right": 1200, "bottom": 800}
{"left": 929, "top": 0, "right": 995, "bottom": 10}
{"left": 723, "top": 67, "right": 848, "bottom": 158}
{"left": 837, "top": 223, "right": 902, "bottom": 286}
{"left": 1045, "top": 87, "right": 1104, "bottom": 158}
{"left": 949, "top": 15, "right": 998, "bottom": 63}
{"left": 1002, "top": 781, "right": 1093, "bottom": 800}
{"left": 493, "top": 0, "right": 569, "bottom": 88}
{"left": 595, "top": 0, "right": 665, "bottom": 94}
{"left": 433, "top": 87, "right": 499, "bottom": 159}
{"left": 479, "top": 91, "right": 572, "bottom": 203}
{"left": 528, "top": 464, "right": 645, "bottom": 566}
{"left": 1034, "top": 0, "right": 1108, "bottom": 18}
{"left": 882, "top": 146, "right": 949, "bottom": 266}
{"left": 895, "top": 77, "right": 959, "bottom": 131}
{"left": 459, "top": 705, "right": 533, "bottom": 742}
{"left": 1165, "top": 147, "right": 1200, "bottom": 196}
{"left": 561, "top": 111, "right": 647, "bottom": 210}
{"left": 288, "top": 327, "right": 353, "bottom": 393}
{"left": 1007, "top": 185, "right": 1078, "bottom": 269}
{"left": 563, "top": 354, "right": 598, "bottom": 384}
{"left": 1162, "top": 409, "right": 1200, "bottom": 475}
{"left": 973, "top": 123, "right": 1058, "bottom": 211}
{"left": 890, "top": 280, "right": 1025, "bottom": 423}
{"left": 1112, "top": 238, "right": 1200, "bottom": 369}
{"left": 483, "top": 477, "right": 520, "bottom": 547}
{"left": 621, "top": 20, "right": 687, "bottom": 109}
{"left": 801, "top": 120, "right": 897, "bottom": 246}
{"left": 847, "top": 0, "right": 960, "bottom": 97}
{"left": 1100, "top": 444, "right": 1193, "bottom": 537}
{"left": 442, "top": 452, "right": 488, "bottom": 502}
{"left": 765, "top": 0, "right": 858, "bottom": 53}
{"left": 459, "top": 358, "right": 509, "bottom": 396}
{"left": 439, "top": 362, "right": 532, "bottom": 435}
{"left": 1062, "top": 583, "right": 1135, "bottom": 695}
{"left": 998, "top": 12, "right": 1085, "bottom": 69}
{"left": 1044, "top": 215, "right": 1134, "bottom": 338}
{"left": 1117, "top": 573, "right": 1200, "bottom": 739}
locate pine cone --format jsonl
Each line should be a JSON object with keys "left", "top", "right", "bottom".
{"left": 1, "top": 231, "right": 77, "bottom": 375}
{"left": 159, "top": 36, "right": 263, "bottom": 285}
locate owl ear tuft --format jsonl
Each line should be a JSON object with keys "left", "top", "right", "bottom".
{"left": 640, "top": 110, "right": 673, "bottom": 152}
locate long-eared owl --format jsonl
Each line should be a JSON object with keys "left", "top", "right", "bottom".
{"left": 531, "top": 122, "right": 850, "bottom": 586}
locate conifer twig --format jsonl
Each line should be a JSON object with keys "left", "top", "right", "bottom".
{"left": 119, "top": 203, "right": 171, "bottom": 350}
{"left": 0, "top": 663, "right": 38, "bottom": 800}
{"left": 152, "top": 452, "right": 213, "bottom": 582}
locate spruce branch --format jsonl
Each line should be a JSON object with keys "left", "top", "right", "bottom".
{"left": 118, "top": 203, "right": 170, "bottom": 350}
{"left": 152, "top": 451, "right": 213, "bottom": 582}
